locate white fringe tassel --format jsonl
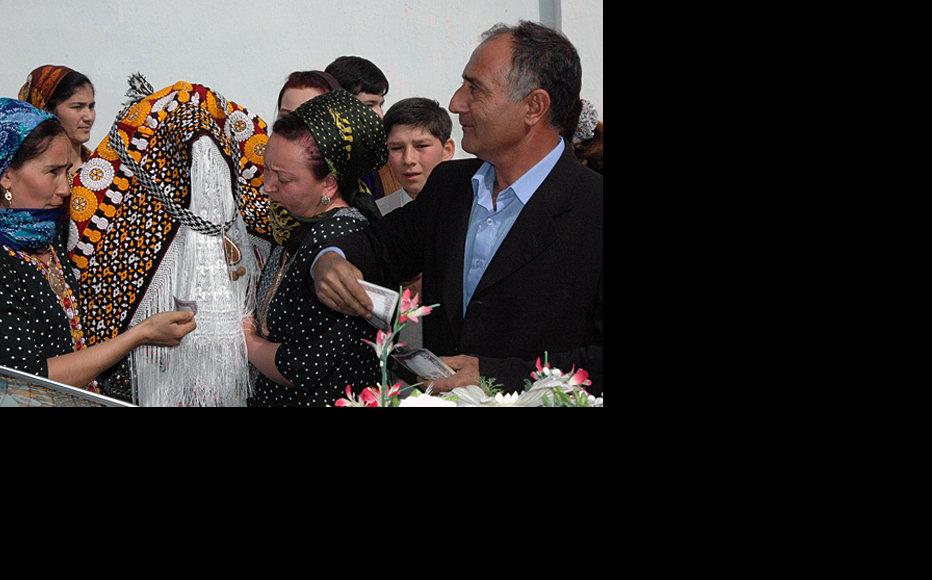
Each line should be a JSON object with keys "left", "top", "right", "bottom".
{"left": 130, "top": 136, "right": 258, "bottom": 406}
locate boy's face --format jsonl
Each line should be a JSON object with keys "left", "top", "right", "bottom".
{"left": 386, "top": 124, "right": 455, "bottom": 197}
{"left": 355, "top": 92, "right": 385, "bottom": 119}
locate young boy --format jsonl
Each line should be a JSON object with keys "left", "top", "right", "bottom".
{"left": 325, "top": 56, "right": 390, "bottom": 118}
{"left": 377, "top": 98, "right": 455, "bottom": 354}
{"left": 378, "top": 98, "right": 456, "bottom": 216}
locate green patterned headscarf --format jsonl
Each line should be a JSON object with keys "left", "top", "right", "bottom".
{"left": 295, "top": 88, "right": 387, "bottom": 222}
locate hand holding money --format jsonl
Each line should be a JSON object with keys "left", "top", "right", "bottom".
{"left": 358, "top": 280, "right": 399, "bottom": 331}
{"left": 312, "top": 251, "right": 373, "bottom": 318}
{"left": 392, "top": 348, "right": 456, "bottom": 380}
{"left": 174, "top": 296, "right": 198, "bottom": 315}
{"left": 423, "top": 355, "right": 481, "bottom": 393}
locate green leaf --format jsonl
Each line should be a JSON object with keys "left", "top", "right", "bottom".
{"left": 478, "top": 375, "right": 504, "bottom": 396}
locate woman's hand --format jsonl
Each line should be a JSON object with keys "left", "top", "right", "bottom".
{"left": 242, "top": 315, "right": 258, "bottom": 346}
{"left": 135, "top": 311, "right": 197, "bottom": 347}
{"left": 46, "top": 311, "right": 195, "bottom": 388}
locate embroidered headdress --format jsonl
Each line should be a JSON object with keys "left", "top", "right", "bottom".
{"left": 69, "top": 79, "right": 271, "bottom": 344}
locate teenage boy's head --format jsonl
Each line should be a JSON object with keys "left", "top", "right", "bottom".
{"left": 325, "top": 56, "right": 389, "bottom": 118}
{"left": 383, "top": 98, "right": 456, "bottom": 197}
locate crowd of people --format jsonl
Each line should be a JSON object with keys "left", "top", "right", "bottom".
{"left": 0, "top": 20, "right": 603, "bottom": 406}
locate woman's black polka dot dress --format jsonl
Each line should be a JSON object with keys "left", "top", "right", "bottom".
{"left": 0, "top": 236, "right": 79, "bottom": 377}
{"left": 248, "top": 208, "right": 380, "bottom": 407}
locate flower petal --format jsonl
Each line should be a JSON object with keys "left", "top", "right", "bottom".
{"left": 569, "top": 369, "right": 591, "bottom": 386}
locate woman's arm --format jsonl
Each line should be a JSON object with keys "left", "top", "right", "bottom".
{"left": 243, "top": 316, "right": 292, "bottom": 386}
{"left": 47, "top": 311, "right": 196, "bottom": 388}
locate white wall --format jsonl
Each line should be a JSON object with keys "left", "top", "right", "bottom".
{"left": 1, "top": 0, "right": 602, "bottom": 159}
{"left": 563, "top": 1, "right": 604, "bottom": 124}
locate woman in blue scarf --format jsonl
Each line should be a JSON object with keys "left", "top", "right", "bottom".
{"left": 0, "top": 98, "right": 196, "bottom": 392}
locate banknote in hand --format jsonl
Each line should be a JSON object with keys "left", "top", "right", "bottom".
{"left": 358, "top": 280, "right": 399, "bottom": 331}
{"left": 392, "top": 348, "right": 455, "bottom": 380}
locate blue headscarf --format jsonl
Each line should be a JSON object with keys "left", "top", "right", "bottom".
{"left": 0, "top": 98, "right": 61, "bottom": 252}
{"left": 0, "top": 98, "right": 55, "bottom": 177}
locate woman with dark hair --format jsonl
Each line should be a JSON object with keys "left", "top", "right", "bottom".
{"left": 275, "top": 70, "right": 342, "bottom": 121}
{"left": 0, "top": 98, "right": 195, "bottom": 393}
{"left": 572, "top": 100, "right": 603, "bottom": 175}
{"left": 245, "top": 89, "right": 386, "bottom": 407}
{"left": 18, "top": 65, "right": 97, "bottom": 181}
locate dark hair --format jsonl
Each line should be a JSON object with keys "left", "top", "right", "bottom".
{"left": 6, "top": 118, "right": 68, "bottom": 171}
{"left": 276, "top": 70, "right": 341, "bottom": 111}
{"left": 482, "top": 21, "right": 582, "bottom": 135}
{"left": 270, "top": 113, "right": 331, "bottom": 181}
{"left": 560, "top": 98, "right": 583, "bottom": 143}
{"left": 574, "top": 121, "right": 603, "bottom": 175}
{"left": 325, "top": 56, "right": 389, "bottom": 97}
{"left": 383, "top": 98, "right": 453, "bottom": 143}
{"left": 45, "top": 71, "right": 95, "bottom": 113}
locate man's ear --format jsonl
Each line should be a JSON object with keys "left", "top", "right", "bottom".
{"left": 524, "top": 88, "right": 552, "bottom": 127}
{"left": 442, "top": 138, "right": 456, "bottom": 161}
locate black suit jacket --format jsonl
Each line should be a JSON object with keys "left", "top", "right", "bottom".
{"left": 336, "top": 144, "right": 603, "bottom": 395}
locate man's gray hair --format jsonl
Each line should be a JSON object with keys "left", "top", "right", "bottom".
{"left": 481, "top": 20, "right": 583, "bottom": 134}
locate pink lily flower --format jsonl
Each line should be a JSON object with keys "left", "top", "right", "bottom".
{"left": 361, "top": 329, "right": 397, "bottom": 359}
{"left": 359, "top": 382, "right": 402, "bottom": 407}
{"left": 400, "top": 288, "right": 416, "bottom": 314}
{"left": 399, "top": 289, "right": 434, "bottom": 324}
{"left": 334, "top": 385, "right": 356, "bottom": 407}
{"left": 360, "top": 387, "right": 382, "bottom": 407}
{"left": 531, "top": 357, "right": 552, "bottom": 380}
{"left": 567, "top": 367, "right": 592, "bottom": 388}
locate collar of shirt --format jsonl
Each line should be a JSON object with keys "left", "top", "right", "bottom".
{"left": 471, "top": 138, "right": 566, "bottom": 211}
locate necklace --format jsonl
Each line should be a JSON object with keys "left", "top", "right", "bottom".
{"left": 257, "top": 249, "right": 291, "bottom": 337}
{"left": 4, "top": 242, "right": 100, "bottom": 394}
{"left": 18, "top": 245, "right": 69, "bottom": 300}
{"left": 45, "top": 252, "right": 68, "bottom": 298}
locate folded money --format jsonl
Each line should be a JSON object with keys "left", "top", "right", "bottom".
{"left": 358, "top": 280, "right": 399, "bottom": 331}
{"left": 173, "top": 296, "right": 198, "bottom": 315}
{"left": 392, "top": 348, "right": 455, "bottom": 379}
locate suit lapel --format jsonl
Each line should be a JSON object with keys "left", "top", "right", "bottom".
{"left": 471, "top": 150, "right": 575, "bottom": 298}
{"left": 441, "top": 175, "right": 475, "bottom": 338}
{"left": 471, "top": 195, "right": 556, "bottom": 298}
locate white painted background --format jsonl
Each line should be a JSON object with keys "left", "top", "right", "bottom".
{"left": 1, "top": 0, "right": 603, "bottom": 159}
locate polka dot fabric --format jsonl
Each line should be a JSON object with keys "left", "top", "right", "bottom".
{"left": 0, "top": 236, "right": 81, "bottom": 379}
{"left": 292, "top": 89, "right": 387, "bottom": 222}
{"left": 248, "top": 209, "right": 380, "bottom": 407}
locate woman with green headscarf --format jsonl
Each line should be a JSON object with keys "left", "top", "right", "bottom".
{"left": 245, "top": 89, "right": 386, "bottom": 406}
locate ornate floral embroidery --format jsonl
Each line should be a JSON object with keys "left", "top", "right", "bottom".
{"left": 70, "top": 186, "right": 99, "bottom": 222}
{"left": 244, "top": 134, "right": 267, "bottom": 166}
{"left": 68, "top": 82, "right": 271, "bottom": 345}
{"left": 79, "top": 158, "right": 115, "bottom": 191}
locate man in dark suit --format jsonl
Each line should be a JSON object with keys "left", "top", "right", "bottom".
{"left": 311, "top": 21, "right": 603, "bottom": 395}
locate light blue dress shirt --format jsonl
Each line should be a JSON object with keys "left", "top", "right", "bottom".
{"left": 310, "top": 139, "right": 566, "bottom": 319}
{"left": 461, "top": 138, "right": 564, "bottom": 315}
